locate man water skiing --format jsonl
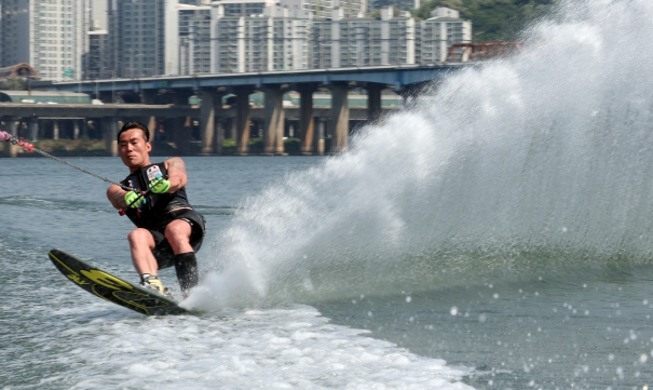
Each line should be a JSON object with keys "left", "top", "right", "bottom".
{"left": 106, "top": 121, "right": 206, "bottom": 297}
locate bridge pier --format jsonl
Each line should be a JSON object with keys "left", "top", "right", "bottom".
{"left": 52, "top": 121, "right": 60, "bottom": 140}
{"left": 199, "top": 90, "right": 215, "bottom": 155}
{"left": 146, "top": 116, "right": 157, "bottom": 144}
{"left": 367, "top": 85, "right": 383, "bottom": 123}
{"left": 235, "top": 86, "right": 253, "bottom": 156}
{"left": 102, "top": 117, "right": 118, "bottom": 156}
{"left": 263, "top": 85, "right": 285, "bottom": 156}
{"left": 2, "top": 119, "right": 19, "bottom": 157}
{"left": 298, "top": 84, "right": 319, "bottom": 156}
{"left": 330, "top": 83, "right": 350, "bottom": 153}
{"left": 73, "top": 120, "right": 81, "bottom": 140}
{"left": 28, "top": 117, "right": 39, "bottom": 141}
{"left": 317, "top": 118, "right": 326, "bottom": 155}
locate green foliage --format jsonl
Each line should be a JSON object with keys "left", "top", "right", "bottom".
{"left": 284, "top": 138, "right": 302, "bottom": 155}
{"left": 25, "top": 139, "right": 109, "bottom": 157}
{"left": 413, "top": 0, "right": 554, "bottom": 41}
{"left": 220, "top": 137, "right": 304, "bottom": 155}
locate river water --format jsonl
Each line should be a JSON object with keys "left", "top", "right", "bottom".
{"left": 5, "top": 0, "right": 653, "bottom": 388}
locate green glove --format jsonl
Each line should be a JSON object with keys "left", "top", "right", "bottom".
{"left": 149, "top": 175, "right": 171, "bottom": 194}
{"left": 124, "top": 191, "right": 146, "bottom": 208}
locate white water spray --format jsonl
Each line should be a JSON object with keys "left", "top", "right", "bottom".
{"left": 189, "top": 0, "right": 653, "bottom": 310}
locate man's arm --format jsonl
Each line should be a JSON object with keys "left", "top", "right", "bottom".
{"left": 107, "top": 184, "right": 128, "bottom": 209}
{"left": 164, "top": 157, "right": 188, "bottom": 192}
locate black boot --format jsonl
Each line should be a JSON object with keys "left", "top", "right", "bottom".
{"left": 174, "top": 252, "right": 198, "bottom": 295}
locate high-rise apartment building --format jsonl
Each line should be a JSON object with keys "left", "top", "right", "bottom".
{"left": 0, "top": 1, "right": 28, "bottom": 69}
{"left": 211, "top": 0, "right": 276, "bottom": 17}
{"left": 108, "top": 0, "right": 179, "bottom": 78}
{"left": 302, "top": 0, "right": 366, "bottom": 19}
{"left": 418, "top": 7, "right": 472, "bottom": 64}
{"left": 368, "top": 0, "right": 419, "bottom": 13}
{"left": 1, "top": 0, "right": 87, "bottom": 81}
{"left": 211, "top": 4, "right": 466, "bottom": 72}
{"left": 312, "top": 7, "right": 415, "bottom": 68}
{"left": 212, "top": 12, "right": 311, "bottom": 73}
{"left": 87, "top": 30, "right": 109, "bottom": 79}
{"left": 212, "top": 0, "right": 365, "bottom": 19}
{"left": 179, "top": 3, "right": 212, "bottom": 75}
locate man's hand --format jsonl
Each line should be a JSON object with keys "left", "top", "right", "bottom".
{"left": 124, "top": 191, "right": 146, "bottom": 208}
{"left": 149, "top": 175, "right": 171, "bottom": 194}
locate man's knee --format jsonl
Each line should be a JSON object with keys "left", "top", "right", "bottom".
{"left": 127, "top": 228, "right": 154, "bottom": 246}
{"left": 165, "top": 220, "right": 192, "bottom": 243}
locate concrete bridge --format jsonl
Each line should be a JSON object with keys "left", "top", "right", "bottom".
{"left": 5, "top": 64, "right": 465, "bottom": 156}
{"left": 0, "top": 103, "right": 196, "bottom": 157}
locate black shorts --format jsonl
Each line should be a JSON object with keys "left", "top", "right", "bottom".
{"left": 150, "top": 209, "right": 206, "bottom": 269}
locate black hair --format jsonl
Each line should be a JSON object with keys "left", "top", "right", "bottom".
{"left": 117, "top": 121, "right": 150, "bottom": 142}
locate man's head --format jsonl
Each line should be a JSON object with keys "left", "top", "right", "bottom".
{"left": 117, "top": 121, "right": 150, "bottom": 142}
{"left": 117, "top": 121, "right": 152, "bottom": 171}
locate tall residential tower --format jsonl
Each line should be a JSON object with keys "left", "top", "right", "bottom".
{"left": 1, "top": 0, "right": 87, "bottom": 80}
{"left": 108, "top": 0, "right": 179, "bottom": 77}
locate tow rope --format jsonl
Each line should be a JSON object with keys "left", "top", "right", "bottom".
{"left": 0, "top": 130, "right": 132, "bottom": 191}
{"left": 0, "top": 130, "right": 166, "bottom": 215}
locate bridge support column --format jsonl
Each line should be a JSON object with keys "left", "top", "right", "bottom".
{"left": 73, "top": 120, "right": 81, "bottom": 140}
{"left": 235, "top": 87, "right": 253, "bottom": 156}
{"left": 298, "top": 84, "right": 318, "bottom": 155}
{"left": 330, "top": 83, "right": 349, "bottom": 154}
{"left": 28, "top": 118, "right": 39, "bottom": 141}
{"left": 4, "top": 119, "right": 19, "bottom": 157}
{"left": 52, "top": 121, "right": 60, "bottom": 140}
{"left": 263, "top": 86, "right": 285, "bottom": 155}
{"left": 146, "top": 116, "right": 157, "bottom": 144}
{"left": 102, "top": 118, "right": 118, "bottom": 156}
{"left": 199, "top": 89, "right": 225, "bottom": 155}
{"left": 367, "top": 84, "right": 383, "bottom": 123}
{"left": 317, "top": 119, "right": 326, "bottom": 155}
{"left": 79, "top": 119, "right": 89, "bottom": 139}
{"left": 214, "top": 120, "right": 224, "bottom": 155}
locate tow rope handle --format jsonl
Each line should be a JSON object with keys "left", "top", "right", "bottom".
{"left": 118, "top": 191, "right": 147, "bottom": 216}
{"left": 117, "top": 176, "right": 167, "bottom": 216}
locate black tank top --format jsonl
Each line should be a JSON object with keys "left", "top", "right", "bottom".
{"left": 121, "top": 162, "right": 193, "bottom": 230}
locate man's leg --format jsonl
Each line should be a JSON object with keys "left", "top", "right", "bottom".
{"left": 164, "top": 219, "right": 199, "bottom": 294}
{"left": 173, "top": 252, "right": 198, "bottom": 293}
{"left": 164, "top": 219, "right": 194, "bottom": 253}
{"left": 127, "top": 227, "right": 158, "bottom": 275}
{"left": 127, "top": 228, "right": 167, "bottom": 294}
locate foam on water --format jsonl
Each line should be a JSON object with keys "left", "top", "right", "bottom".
{"left": 187, "top": 0, "right": 653, "bottom": 310}
{"left": 1, "top": 237, "right": 472, "bottom": 390}
{"left": 5, "top": 292, "right": 473, "bottom": 389}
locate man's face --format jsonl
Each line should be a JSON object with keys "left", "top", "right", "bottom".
{"left": 118, "top": 128, "right": 152, "bottom": 171}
